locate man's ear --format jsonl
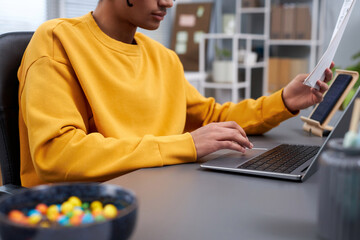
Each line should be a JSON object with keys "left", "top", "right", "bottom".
{"left": 127, "top": 0, "right": 134, "bottom": 7}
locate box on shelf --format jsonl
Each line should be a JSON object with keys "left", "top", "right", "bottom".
{"left": 242, "top": 0, "right": 259, "bottom": 8}
{"left": 270, "top": 4, "right": 312, "bottom": 40}
{"left": 270, "top": 6, "right": 283, "bottom": 39}
{"left": 268, "top": 57, "right": 308, "bottom": 93}
{"left": 282, "top": 4, "right": 296, "bottom": 39}
{"left": 295, "top": 5, "right": 312, "bottom": 40}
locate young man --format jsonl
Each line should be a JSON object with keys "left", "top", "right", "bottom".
{"left": 18, "top": 0, "right": 333, "bottom": 187}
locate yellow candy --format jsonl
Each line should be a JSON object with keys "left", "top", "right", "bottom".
{"left": 47, "top": 205, "right": 59, "bottom": 216}
{"left": 103, "top": 204, "right": 117, "bottom": 219}
{"left": 68, "top": 196, "right": 82, "bottom": 207}
{"left": 72, "top": 207, "right": 84, "bottom": 217}
{"left": 47, "top": 212, "right": 59, "bottom": 221}
{"left": 61, "top": 201, "right": 74, "bottom": 214}
{"left": 29, "top": 214, "right": 42, "bottom": 225}
{"left": 40, "top": 221, "right": 50, "bottom": 228}
{"left": 90, "top": 201, "right": 103, "bottom": 211}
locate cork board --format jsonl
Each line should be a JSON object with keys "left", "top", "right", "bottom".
{"left": 170, "top": 2, "right": 213, "bottom": 71}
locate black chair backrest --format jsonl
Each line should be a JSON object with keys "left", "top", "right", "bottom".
{"left": 0, "top": 32, "right": 33, "bottom": 186}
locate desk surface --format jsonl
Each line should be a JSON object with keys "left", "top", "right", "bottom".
{"left": 105, "top": 110, "right": 331, "bottom": 240}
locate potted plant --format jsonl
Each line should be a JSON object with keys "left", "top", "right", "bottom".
{"left": 212, "top": 46, "right": 233, "bottom": 83}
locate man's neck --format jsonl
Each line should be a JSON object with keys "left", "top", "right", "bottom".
{"left": 92, "top": 5, "right": 136, "bottom": 44}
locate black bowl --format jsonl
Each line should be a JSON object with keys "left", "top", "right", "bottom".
{"left": 0, "top": 183, "right": 137, "bottom": 240}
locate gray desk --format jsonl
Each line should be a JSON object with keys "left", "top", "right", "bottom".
{"left": 106, "top": 110, "right": 330, "bottom": 240}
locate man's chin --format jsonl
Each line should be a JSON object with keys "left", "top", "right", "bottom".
{"left": 140, "top": 23, "right": 161, "bottom": 31}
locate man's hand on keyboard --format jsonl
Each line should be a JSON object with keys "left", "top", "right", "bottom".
{"left": 190, "top": 121, "right": 253, "bottom": 159}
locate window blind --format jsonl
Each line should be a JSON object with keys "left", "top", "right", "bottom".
{"left": 62, "top": 0, "right": 98, "bottom": 18}
{"left": 0, "top": 0, "right": 46, "bottom": 34}
{"left": 0, "top": 0, "right": 171, "bottom": 47}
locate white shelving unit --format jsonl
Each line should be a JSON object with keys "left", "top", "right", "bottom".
{"left": 199, "top": 0, "right": 269, "bottom": 102}
{"left": 198, "top": 0, "right": 325, "bottom": 102}
{"left": 237, "top": 0, "right": 270, "bottom": 96}
{"left": 199, "top": 33, "right": 266, "bottom": 102}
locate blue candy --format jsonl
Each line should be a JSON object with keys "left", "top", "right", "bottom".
{"left": 27, "top": 209, "right": 41, "bottom": 216}
{"left": 81, "top": 213, "right": 94, "bottom": 224}
{"left": 58, "top": 215, "right": 70, "bottom": 226}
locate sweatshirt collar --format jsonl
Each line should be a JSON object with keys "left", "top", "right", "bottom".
{"left": 84, "top": 12, "right": 141, "bottom": 56}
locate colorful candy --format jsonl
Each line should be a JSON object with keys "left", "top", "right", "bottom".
{"left": 68, "top": 196, "right": 82, "bottom": 207}
{"left": 8, "top": 210, "right": 27, "bottom": 225}
{"left": 61, "top": 201, "right": 74, "bottom": 214}
{"left": 35, "top": 203, "right": 48, "bottom": 215}
{"left": 103, "top": 204, "right": 117, "bottom": 219}
{"left": 57, "top": 215, "right": 70, "bottom": 226}
{"left": 81, "top": 213, "right": 94, "bottom": 224}
{"left": 28, "top": 214, "right": 42, "bottom": 225}
{"left": 90, "top": 201, "right": 103, "bottom": 211}
{"left": 7, "top": 196, "right": 120, "bottom": 227}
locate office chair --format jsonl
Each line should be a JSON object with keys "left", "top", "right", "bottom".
{"left": 0, "top": 32, "right": 33, "bottom": 195}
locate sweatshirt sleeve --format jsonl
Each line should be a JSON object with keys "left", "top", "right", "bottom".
{"left": 19, "top": 57, "right": 197, "bottom": 183}
{"left": 184, "top": 80, "right": 298, "bottom": 135}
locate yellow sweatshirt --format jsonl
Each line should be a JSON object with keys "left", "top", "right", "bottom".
{"left": 18, "top": 12, "right": 296, "bottom": 187}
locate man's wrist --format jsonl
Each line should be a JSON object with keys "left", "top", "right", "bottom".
{"left": 281, "top": 88, "right": 299, "bottom": 114}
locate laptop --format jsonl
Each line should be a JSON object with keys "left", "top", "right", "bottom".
{"left": 200, "top": 77, "right": 360, "bottom": 182}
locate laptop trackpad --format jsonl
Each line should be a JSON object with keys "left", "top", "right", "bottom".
{"left": 203, "top": 149, "right": 267, "bottom": 168}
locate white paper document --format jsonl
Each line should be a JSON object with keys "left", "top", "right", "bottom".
{"left": 303, "top": 0, "right": 357, "bottom": 89}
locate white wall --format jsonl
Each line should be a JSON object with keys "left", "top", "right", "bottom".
{"left": 324, "top": 0, "right": 360, "bottom": 69}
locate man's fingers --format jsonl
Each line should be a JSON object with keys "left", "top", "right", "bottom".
{"left": 215, "top": 121, "right": 248, "bottom": 139}
{"left": 324, "top": 68, "right": 333, "bottom": 83}
{"left": 317, "top": 80, "right": 329, "bottom": 93}
{"left": 191, "top": 122, "right": 253, "bottom": 158}
{"left": 311, "top": 88, "right": 323, "bottom": 102}
{"left": 221, "top": 129, "right": 252, "bottom": 150}
{"left": 216, "top": 127, "right": 253, "bottom": 149}
{"left": 330, "top": 61, "right": 335, "bottom": 69}
{"left": 207, "top": 121, "right": 253, "bottom": 149}
{"left": 218, "top": 141, "right": 247, "bottom": 153}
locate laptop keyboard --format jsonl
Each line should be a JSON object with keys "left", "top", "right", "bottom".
{"left": 238, "top": 144, "right": 320, "bottom": 174}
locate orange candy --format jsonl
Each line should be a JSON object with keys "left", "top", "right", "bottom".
{"left": 35, "top": 203, "right": 48, "bottom": 215}
{"left": 91, "top": 208, "right": 103, "bottom": 217}
{"left": 8, "top": 210, "right": 27, "bottom": 224}
{"left": 69, "top": 215, "right": 82, "bottom": 226}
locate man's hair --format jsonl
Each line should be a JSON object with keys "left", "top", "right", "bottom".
{"left": 97, "top": 0, "right": 133, "bottom": 7}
